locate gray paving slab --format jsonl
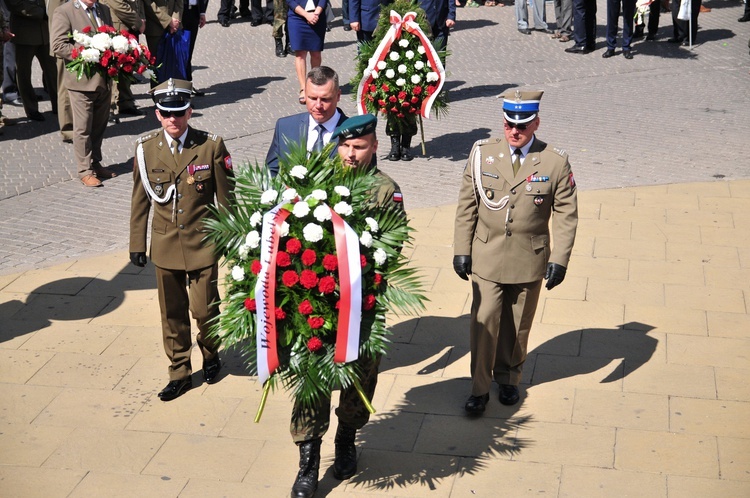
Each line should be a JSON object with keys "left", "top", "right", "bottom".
{"left": 1, "top": 0, "right": 750, "bottom": 275}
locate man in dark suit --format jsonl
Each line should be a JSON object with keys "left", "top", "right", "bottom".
{"left": 265, "top": 65, "right": 347, "bottom": 177}
{"left": 51, "top": 0, "right": 115, "bottom": 186}
{"left": 129, "top": 78, "right": 234, "bottom": 402}
{"left": 347, "top": 0, "right": 382, "bottom": 44}
{"left": 6, "top": 0, "right": 57, "bottom": 121}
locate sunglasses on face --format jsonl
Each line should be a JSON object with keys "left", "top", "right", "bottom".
{"left": 504, "top": 121, "right": 529, "bottom": 131}
{"left": 159, "top": 109, "right": 187, "bottom": 118}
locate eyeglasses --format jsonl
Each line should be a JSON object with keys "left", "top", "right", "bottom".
{"left": 504, "top": 121, "right": 529, "bottom": 131}
{"left": 159, "top": 109, "right": 187, "bottom": 118}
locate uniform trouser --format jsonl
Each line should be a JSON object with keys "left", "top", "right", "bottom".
{"left": 356, "top": 30, "right": 373, "bottom": 44}
{"left": 155, "top": 264, "right": 221, "bottom": 381}
{"left": 606, "top": 0, "right": 636, "bottom": 49}
{"left": 183, "top": 5, "right": 201, "bottom": 81}
{"left": 469, "top": 275, "right": 542, "bottom": 396}
{"left": 553, "top": 0, "right": 573, "bottom": 36}
{"left": 516, "top": 0, "right": 547, "bottom": 29}
{"left": 14, "top": 43, "right": 57, "bottom": 118}
{"left": 671, "top": 0, "right": 700, "bottom": 42}
{"left": 56, "top": 58, "right": 74, "bottom": 140}
{"left": 68, "top": 85, "right": 111, "bottom": 177}
{"left": 572, "top": 0, "right": 597, "bottom": 48}
{"left": 290, "top": 353, "right": 381, "bottom": 443}
{"left": 272, "top": 0, "right": 288, "bottom": 38}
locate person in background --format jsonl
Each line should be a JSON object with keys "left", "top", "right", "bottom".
{"left": 287, "top": 0, "right": 326, "bottom": 104}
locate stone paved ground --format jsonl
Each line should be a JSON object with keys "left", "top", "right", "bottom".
{"left": 0, "top": 0, "right": 749, "bottom": 274}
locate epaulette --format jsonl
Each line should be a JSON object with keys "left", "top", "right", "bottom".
{"left": 552, "top": 146, "right": 568, "bottom": 157}
{"left": 476, "top": 137, "right": 501, "bottom": 147}
{"left": 196, "top": 130, "right": 219, "bottom": 142}
{"left": 137, "top": 131, "right": 159, "bottom": 144}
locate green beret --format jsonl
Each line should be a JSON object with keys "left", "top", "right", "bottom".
{"left": 332, "top": 114, "right": 377, "bottom": 140}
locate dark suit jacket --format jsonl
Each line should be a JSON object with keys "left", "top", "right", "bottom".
{"left": 265, "top": 109, "right": 347, "bottom": 176}
{"left": 420, "top": 0, "right": 455, "bottom": 39}
{"left": 348, "top": 0, "right": 385, "bottom": 32}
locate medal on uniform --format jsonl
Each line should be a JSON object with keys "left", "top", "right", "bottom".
{"left": 534, "top": 196, "right": 544, "bottom": 206}
{"left": 195, "top": 181, "right": 205, "bottom": 193}
{"left": 485, "top": 156, "right": 495, "bottom": 164}
{"left": 526, "top": 184, "right": 532, "bottom": 192}
{"left": 187, "top": 175, "right": 195, "bottom": 185}
{"left": 486, "top": 189, "right": 494, "bottom": 200}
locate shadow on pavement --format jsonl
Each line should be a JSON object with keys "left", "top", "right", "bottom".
{"left": 422, "top": 127, "right": 493, "bottom": 161}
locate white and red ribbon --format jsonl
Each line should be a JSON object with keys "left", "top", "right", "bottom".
{"left": 329, "top": 207, "right": 362, "bottom": 364}
{"left": 356, "top": 10, "right": 446, "bottom": 119}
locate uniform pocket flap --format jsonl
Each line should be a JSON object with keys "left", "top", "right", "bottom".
{"left": 475, "top": 220, "right": 489, "bottom": 243}
{"left": 531, "top": 234, "right": 549, "bottom": 251}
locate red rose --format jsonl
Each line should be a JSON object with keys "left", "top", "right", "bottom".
{"left": 298, "top": 300, "right": 314, "bottom": 315}
{"left": 390, "top": 107, "right": 399, "bottom": 113}
{"left": 123, "top": 64, "right": 133, "bottom": 73}
{"left": 244, "top": 298, "right": 256, "bottom": 312}
{"left": 381, "top": 84, "right": 389, "bottom": 92}
{"left": 120, "top": 28, "right": 130, "bottom": 37}
{"left": 413, "top": 86, "right": 423, "bottom": 95}
{"left": 276, "top": 251, "right": 291, "bottom": 267}
{"left": 318, "top": 276, "right": 336, "bottom": 294}
{"left": 360, "top": 255, "right": 367, "bottom": 268}
{"left": 286, "top": 238, "right": 302, "bottom": 254}
{"left": 373, "top": 273, "right": 383, "bottom": 285}
{"left": 388, "top": 95, "right": 397, "bottom": 103}
{"left": 71, "top": 47, "right": 79, "bottom": 59}
{"left": 275, "top": 307, "right": 286, "bottom": 320}
{"left": 367, "top": 95, "right": 374, "bottom": 101}
{"left": 97, "top": 26, "right": 109, "bottom": 33}
{"left": 107, "top": 67, "right": 118, "bottom": 76}
{"left": 397, "top": 113, "right": 405, "bottom": 118}
{"left": 82, "top": 26, "right": 92, "bottom": 33}
{"left": 409, "top": 108, "right": 417, "bottom": 114}
{"left": 363, "top": 294, "right": 376, "bottom": 311}
{"left": 307, "top": 336, "right": 323, "bottom": 352}
{"left": 369, "top": 84, "right": 377, "bottom": 92}
{"left": 378, "top": 99, "right": 386, "bottom": 107}
{"left": 398, "top": 91, "right": 407, "bottom": 100}
{"left": 250, "top": 260, "right": 262, "bottom": 275}
{"left": 137, "top": 64, "right": 146, "bottom": 74}
{"left": 300, "top": 269, "right": 319, "bottom": 289}
{"left": 335, "top": 300, "right": 340, "bottom": 310}
{"left": 427, "top": 85, "right": 436, "bottom": 96}
{"left": 322, "top": 254, "right": 338, "bottom": 271}
{"left": 411, "top": 96, "right": 419, "bottom": 104}
{"left": 401, "top": 101, "right": 410, "bottom": 108}
{"left": 301, "top": 249, "right": 317, "bottom": 266}
{"left": 307, "top": 316, "right": 325, "bottom": 329}
{"left": 380, "top": 108, "right": 387, "bottom": 114}
{"left": 282, "top": 270, "right": 299, "bottom": 287}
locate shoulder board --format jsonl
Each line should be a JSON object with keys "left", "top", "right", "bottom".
{"left": 195, "top": 130, "right": 219, "bottom": 142}
{"left": 476, "top": 137, "right": 501, "bottom": 147}
{"left": 552, "top": 146, "right": 568, "bottom": 157}
{"left": 137, "top": 131, "right": 159, "bottom": 144}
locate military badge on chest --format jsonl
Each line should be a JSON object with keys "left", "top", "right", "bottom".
{"left": 187, "top": 164, "right": 210, "bottom": 194}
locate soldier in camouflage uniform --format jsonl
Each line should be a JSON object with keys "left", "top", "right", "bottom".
{"left": 272, "top": 0, "right": 290, "bottom": 57}
{"left": 289, "top": 114, "right": 405, "bottom": 498}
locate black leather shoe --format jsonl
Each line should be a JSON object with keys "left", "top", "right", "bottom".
{"left": 119, "top": 107, "right": 144, "bottom": 116}
{"left": 602, "top": 49, "right": 616, "bottom": 58}
{"left": 333, "top": 425, "right": 357, "bottom": 480}
{"left": 219, "top": 19, "right": 230, "bottom": 27}
{"left": 250, "top": 19, "right": 263, "bottom": 26}
{"left": 646, "top": 34, "right": 656, "bottom": 41}
{"left": 739, "top": 15, "right": 750, "bottom": 22}
{"left": 343, "top": 25, "right": 352, "bottom": 31}
{"left": 565, "top": 45, "right": 591, "bottom": 54}
{"left": 623, "top": 50, "right": 633, "bottom": 59}
{"left": 464, "top": 393, "right": 489, "bottom": 415}
{"left": 275, "top": 38, "right": 286, "bottom": 57}
{"left": 499, "top": 384, "right": 520, "bottom": 406}
{"left": 292, "top": 439, "right": 321, "bottom": 498}
{"left": 28, "top": 111, "right": 45, "bottom": 121}
{"left": 667, "top": 37, "right": 683, "bottom": 43}
{"left": 534, "top": 28, "right": 554, "bottom": 34}
{"left": 203, "top": 357, "right": 222, "bottom": 384}
{"left": 518, "top": 28, "right": 532, "bottom": 35}
{"left": 158, "top": 378, "right": 192, "bottom": 401}
{"left": 387, "top": 135, "right": 401, "bottom": 161}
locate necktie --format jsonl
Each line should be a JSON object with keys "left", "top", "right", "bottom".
{"left": 87, "top": 7, "right": 99, "bottom": 28}
{"left": 312, "top": 125, "right": 325, "bottom": 153}
{"left": 171, "top": 139, "right": 181, "bottom": 163}
{"left": 512, "top": 148, "right": 522, "bottom": 176}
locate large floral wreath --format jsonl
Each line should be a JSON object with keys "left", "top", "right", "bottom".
{"left": 205, "top": 145, "right": 427, "bottom": 418}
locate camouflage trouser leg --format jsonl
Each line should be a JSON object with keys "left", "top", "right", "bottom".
{"left": 272, "top": 0, "right": 288, "bottom": 39}
{"left": 386, "top": 114, "right": 418, "bottom": 138}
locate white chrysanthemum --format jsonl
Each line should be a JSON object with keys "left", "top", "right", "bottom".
{"left": 396, "top": 78, "right": 406, "bottom": 87}
{"left": 397, "top": 64, "right": 407, "bottom": 74}
{"left": 377, "top": 60, "right": 387, "bottom": 70}
{"left": 303, "top": 223, "right": 324, "bottom": 242}
{"left": 313, "top": 204, "right": 331, "bottom": 222}
{"left": 426, "top": 71, "right": 439, "bottom": 82}
{"left": 142, "top": 69, "right": 154, "bottom": 81}
{"left": 310, "top": 189, "right": 327, "bottom": 201}
{"left": 333, "top": 201, "right": 353, "bottom": 217}
{"left": 282, "top": 188, "right": 298, "bottom": 202}
{"left": 373, "top": 248, "right": 387, "bottom": 266}
{"left": 80, "top": 48, "right": 101, "bottom": 63}
{"left": 365, "top": 217, "right": 379, "bottom": 232}
{"left": 405, "top": 50, "right": 415, "bottom": 60}
{"left": 129, "top": 37, "right": 139, "bottom": 49}
{"left": 231, "top": 265, "right": 245, "bottom": 281}
{"left": 289, "top": 165, "right": 307, "bottom": 179}
{"left": 280, "top": 221, "right": 290, "bottom": 237}
{"left": 260, "top": 189, "right": 278, "bottom": 204}
{"left": 389, "top": 51, "right": 400, "bottom": 61}
{"left": 411, "top": 74, "right": 421, "bottom": 84}
{"left": 398, "top": 39, "right": 409, "bottom": 48}
{"left": 111, "top": 35, "right": 130, "bottom": 53}
{"left": 359, "top": 231, "right": 373, "bottom": 248}
{"left": 363, "top": 68, "right": 371, "bottom": 78}
{"left": 250, "top": 211, "right": 262, "bottom": 227}
{"left": 371, "top": 70, "right": 379, "bottom": 79}
{"left": 415, "top": 60, "right": 425, "bottom": 70}
{"left": 292, "top": 201, "right": 310, "bottom": 218}
{"left": 334, "top": 185, "right": 350, "bottom": 197}
{"left": 238, "top": 244, "right": 250, "bottom": 260}
{"left": 418, "top": 45, "right": 426, "bottom": 54}
{"left": 72, "top": 30, "right": 89, "bottom": 46}
{"left": 385, "top": 69, "right": 395, "bottom": 79}
{"left": 90, "top": 32, "right": 112, "bottom": 52}
{"left": 245, "top": 230, "right": 261, "bottom": 248}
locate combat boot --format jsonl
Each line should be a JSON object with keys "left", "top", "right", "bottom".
{"left": 400, "top": 135, "right": 414, "bottom": 161}
{"left": 275, "top": 38, "right": 286, "bottom": 57}
{"left": 291, "top": 439, "right": 321, "bottom": 498}
{"left": 333, "top": 424, "right": 358, "bottom": 480}
{"left": 387, "top": 135, "right": 401, "bottom": 161}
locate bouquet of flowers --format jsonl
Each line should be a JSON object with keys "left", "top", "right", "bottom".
{"left": 67, "top": 25, "right": 157, "bottom": 83}
{"left": 352, "top": 0, "right": 448, "bottom": 148}
{"left": 204, "top": 145, "right": 427, "bottom": 418}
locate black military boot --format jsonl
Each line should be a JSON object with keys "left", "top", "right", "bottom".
{"left": 387, "top": 135, "right": 401, "bottom": 161}
{"left": 333, "top": 424, "right": 358, "bottom": 480}
{"left": 291, "top": 439, "right": 321, "bottom": 498}
{"left": 400, "top": 135, "right": 414, "bottom": 161}
{"left": 275, "top": 38, "right": 286, "bottom": 57}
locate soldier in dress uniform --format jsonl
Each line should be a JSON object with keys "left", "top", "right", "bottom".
{"left": 288, "top": 114, "right": 404, "bottom": 498}
{"left": 129, "top": 78, "right": 234, "bottom": 401}
{"left": 453, "top": 90, "right": 578, "bottom": 415}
